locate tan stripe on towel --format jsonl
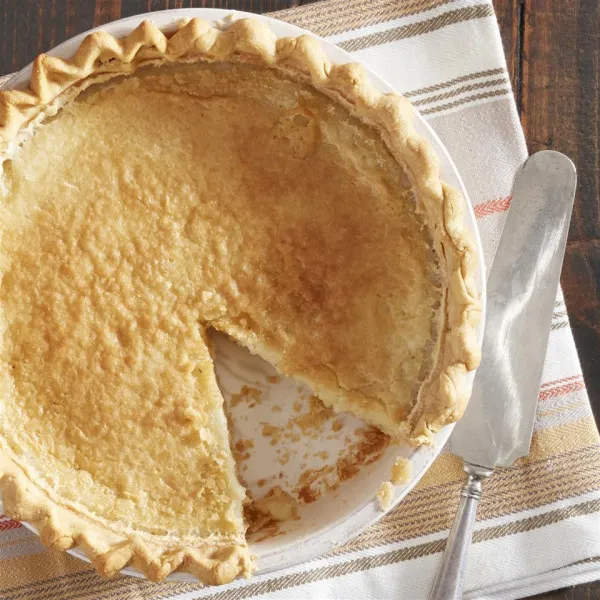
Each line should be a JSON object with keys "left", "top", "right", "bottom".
{"left": 338, "top": 4, "right": 495, "bottom": 52}
{"left": 340, "top": 441, "right": 600, "bottom": 553}
{"left": 420, "top": 86, "right": 512, "bottom": 115}
{"left": 270, "top": 0, "right": 459, "bottom": 38}
{"left": 412, "top": 78, "right": 508, "bottom": 106}
{"left": 404, "top": 68, "right": 507, "bottom": 97}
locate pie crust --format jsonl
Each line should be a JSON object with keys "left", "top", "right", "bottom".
{"left": 0, "top": 18, "right": 481, "bottom": 584}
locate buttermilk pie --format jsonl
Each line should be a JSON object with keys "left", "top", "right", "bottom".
{"left": 0, "top": 18, "right": 480, "bottom": 584}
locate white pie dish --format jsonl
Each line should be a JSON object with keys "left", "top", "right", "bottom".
{"left": 0, "top": 7, "right": 486, "bottom": 583}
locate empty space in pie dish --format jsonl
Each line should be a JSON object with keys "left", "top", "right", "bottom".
{"left": 213, "top": 332, "right": 403, "bottom": 541}
{"left": 0, "top": 10, "right": 485, "bottom": 583}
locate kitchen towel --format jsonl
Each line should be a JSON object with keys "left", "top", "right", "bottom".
{"left": 1, "top": 1, "right": 600, "bottom": 599}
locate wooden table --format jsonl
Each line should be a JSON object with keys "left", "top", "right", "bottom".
{"left": 1, "top": 1, "right": 599, "bottom": 598}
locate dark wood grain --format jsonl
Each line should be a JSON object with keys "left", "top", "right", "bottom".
{"left": 494, "top": 0, "right": 600, "bottom": 434}
{"left": 497, "top": 2, "right": 600, "bottom": 596}
{"left": 528, "top": 585, "right": 600, "bottom": 600}
{"left": 1, "top": 1, "right": 599, "bottom": 598}
{"left": 519, "top": 0, "right": 600, "bottom": 427}
{"left": 0, "top": 0, "right": 302, "bottom": 75}
{"left": 491, "top": 0, "right": 523, "bottom": 111}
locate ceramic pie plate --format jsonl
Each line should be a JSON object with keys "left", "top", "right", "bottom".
{"left": 0, "top": 8, "right": 487, "bottom": 583}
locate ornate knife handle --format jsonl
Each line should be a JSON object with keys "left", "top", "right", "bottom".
{"left": 428, "top": 463, "right": 493, "bottom": 600}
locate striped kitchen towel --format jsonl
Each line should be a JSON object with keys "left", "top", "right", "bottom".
{"left": 1, "top": 1, "right": 599, "bottom": 599}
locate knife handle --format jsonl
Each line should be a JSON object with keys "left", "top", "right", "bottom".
{"left": 428, "top": 463, "right": 493, "bottom": 600}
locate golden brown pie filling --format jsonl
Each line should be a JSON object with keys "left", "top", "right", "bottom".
{"left": 0, "top": 18, "right": 480, "bottom": 583}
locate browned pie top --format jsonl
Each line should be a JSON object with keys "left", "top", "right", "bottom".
{"left": 0, "top": 18, "right": 481, "bottom": 584}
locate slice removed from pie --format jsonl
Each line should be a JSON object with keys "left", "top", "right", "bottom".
{"left": 0, "top": 18, "right": 481, "bottom": 583}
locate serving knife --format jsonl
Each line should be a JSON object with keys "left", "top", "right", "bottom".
{"left": 428, "top": 151, "right": 577, "bottom": 600}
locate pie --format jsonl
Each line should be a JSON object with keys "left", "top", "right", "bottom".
{"left": 0, "top": 18, "right": 480, "bottom": 584}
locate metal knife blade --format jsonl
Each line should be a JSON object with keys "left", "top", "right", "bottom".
{"left": 450, "top": 150, "right": 577, "bottom": 469}
{"left": 429, "top": 151, "right": 577, "bottom": 600}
